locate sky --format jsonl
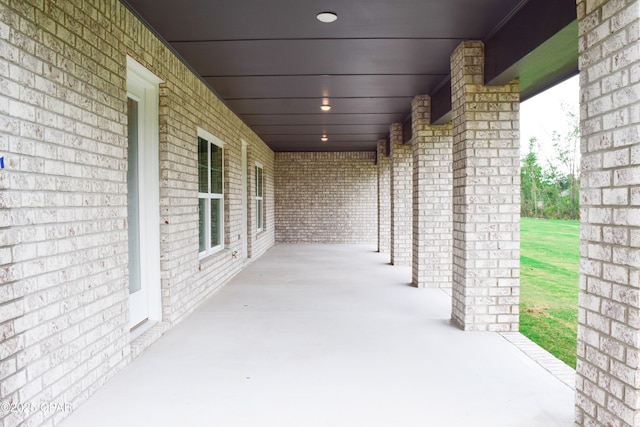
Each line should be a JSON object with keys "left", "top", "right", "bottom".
{"left": 520, "top": 75, "right": 580, "bottom": 168}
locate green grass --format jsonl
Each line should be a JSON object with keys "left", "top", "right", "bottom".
{"left": 520, "top": 217, "right": 580, "bottom": 368}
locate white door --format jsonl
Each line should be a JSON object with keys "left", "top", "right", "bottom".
{"left": 127, "top": 57, "right": 162, "bottom": 330}
{"left": 241, "top": 141, "right": 248, "bottom": 258}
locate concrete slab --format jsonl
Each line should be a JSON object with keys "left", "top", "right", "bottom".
{"left": 59, "top": 244, "right": 574, "bottom": 427}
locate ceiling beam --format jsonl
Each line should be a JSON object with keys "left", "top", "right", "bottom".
{"left": 431, "top": 0, "right": 578, "bottom": 125}
{"left": 484, "top": 0, "right": 578, "bottom": 100}
{"left": 431, "top": 80, "right": 453, "bottom": 125}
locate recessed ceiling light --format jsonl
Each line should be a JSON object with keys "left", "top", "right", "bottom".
{"left": 317, "top": 12, "right": 338, "bottom": 23}
{"left": 320, "top": 104, "right": 331, "bottom": 112}
{"left": 321, "top": 135, "right": 329, "bottom": 142}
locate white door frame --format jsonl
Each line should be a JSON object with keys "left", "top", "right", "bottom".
{"left": 241, "top": 140, "right": 249, "bottom": 258}
{"left": 126, "top": 56, "right": 163, "bottom": 330}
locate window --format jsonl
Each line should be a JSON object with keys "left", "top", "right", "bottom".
{"left": 255, "top": 163, "right": 264, "bottom": 233}
{"left": 198, "top": 129, "right": 224, "bottom": 256}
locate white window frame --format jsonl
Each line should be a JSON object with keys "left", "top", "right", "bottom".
{"left": 198, "top": 128, "right": 224, "bottom": 257}
{"left": 255, "top": 162, "right": 264, "bottom": 233}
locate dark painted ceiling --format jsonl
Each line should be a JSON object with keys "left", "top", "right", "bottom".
{"left": 121, "top": 0, "right": 578, "bottom": 152}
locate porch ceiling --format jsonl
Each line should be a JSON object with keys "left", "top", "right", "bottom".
{"left": 121, "top": 0, "right": 578, "bottom": 152}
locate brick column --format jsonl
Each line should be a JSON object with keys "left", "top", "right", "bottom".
{"left": 450, "top": 41, "right": 520, "bottom": 331}
{"left": 575, "top": 1, "right": 640, "bottom": 425}
{"left": 412, "top": 95, "right": 453, "bottom": 288}
{"left": 377, "top": 138, "right": 391, "bottom": 254}
{"left": 390, "top": 123, "right": 412, "bottom": 266}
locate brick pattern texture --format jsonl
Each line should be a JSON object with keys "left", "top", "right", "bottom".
{"left": 411, "top": 95, "right": 453, "bottom": 288}
{"left": 274, "top": 152, "right": 378, "bottom": 244}
{"left": 390, "top": 123, "right": 412, "bottom": 266}
{"left": 377, "top": 139, "right": 391, "bottom": 254}
{"left": 450, "top": 41, "right": 520, "bottom": 332}
{"left": 575, "top": 1, "right": 640, "bottom": 425}
{"left": 0, "top": 1, "right": 274, "bottom": 425}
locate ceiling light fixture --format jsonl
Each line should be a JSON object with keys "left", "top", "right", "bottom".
{"left": 320, "top": 104, "right": 331, "bottom": 112}
{"left": 316, "top": 12, "right": 338, "bottom": 23}
{"left": 321, "top": 135, "right": 328, "bottom": 142}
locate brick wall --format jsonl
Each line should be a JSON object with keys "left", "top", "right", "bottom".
{"left": 0, "top": 1, "right": 274, "bottom": 425}
{"left": 450, "top": 41, "right": 520, "bottom": 332}
{"left": 390, "top": 123, "right": 413, "bottom": 266}
{"left": 274, "top": 152, "right": 378, "bottom": 244}
{"left": 411, "top": 95, "right": 453, "bottom": 288}
{"left": 377, "top": 139, "right": 391, "bottom": 253}
{"left": 575, "top": 0, "right": 640, "bottom": 425}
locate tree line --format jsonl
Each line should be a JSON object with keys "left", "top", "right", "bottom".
{"left": 521, "top": 106, "right": 580, "bottom": 220}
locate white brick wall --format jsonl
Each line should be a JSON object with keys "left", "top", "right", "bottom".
{"left": 576, "top": 0, "right": 640, "bottom": 425}
{"left": 390, "top": 123, "right": 412, "bottom": 266}
{"left": 274, "top": 152, "right": 378, "bottom": 244}
{"left": 450, "top": 41, "right": 520, "bottom": 332}
{"left": 0, "top": 1, "right": 274, "bottom": 425}
{"left": 377, "top": 139, "right": 391, "bottom": 254}
{"left": 411, "top": 95, "right": 453, "bottom": 288}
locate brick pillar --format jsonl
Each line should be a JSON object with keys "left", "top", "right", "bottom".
{"left": 390, "top": 123, "right": 412, "bottom": 266}
{"left": 575, "top": 1, "right": 640, "bottom": 425}
{"left": 377, "top": 138, "right": 391, "bottom": 254}
{"left": 412, "top": 95, "right": 453, "bottom": 288}
{"left": 450, "top": 41, "right": 520, "bottom": 331}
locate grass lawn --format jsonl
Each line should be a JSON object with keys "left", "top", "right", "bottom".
{"left": 520, "top": 217, "right": 580, "bottom": 368}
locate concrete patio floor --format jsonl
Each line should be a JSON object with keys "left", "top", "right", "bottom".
{"left": 60, "top": 244, "right": 575, "bottom": 427}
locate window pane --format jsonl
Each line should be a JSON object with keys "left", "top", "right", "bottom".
{"left": 199, "top": 198, "right": 206, "bottom": 252}
{"left": 257, "top": 199, "right": 263, "bottom": 230}
{"left": 127, "top": 98, "right": 141, "bottom": 294}
{"left": 198, "top": 137, "right": 208, "bottom": 193}
{"left": 211, "top": 198, "right": 221, "bottom": 247}
{"left": 256, "top": 167, "right": 263, "bottom": 197}
{"left": 211, "top": 144, "right": 223, "bottom": 194}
